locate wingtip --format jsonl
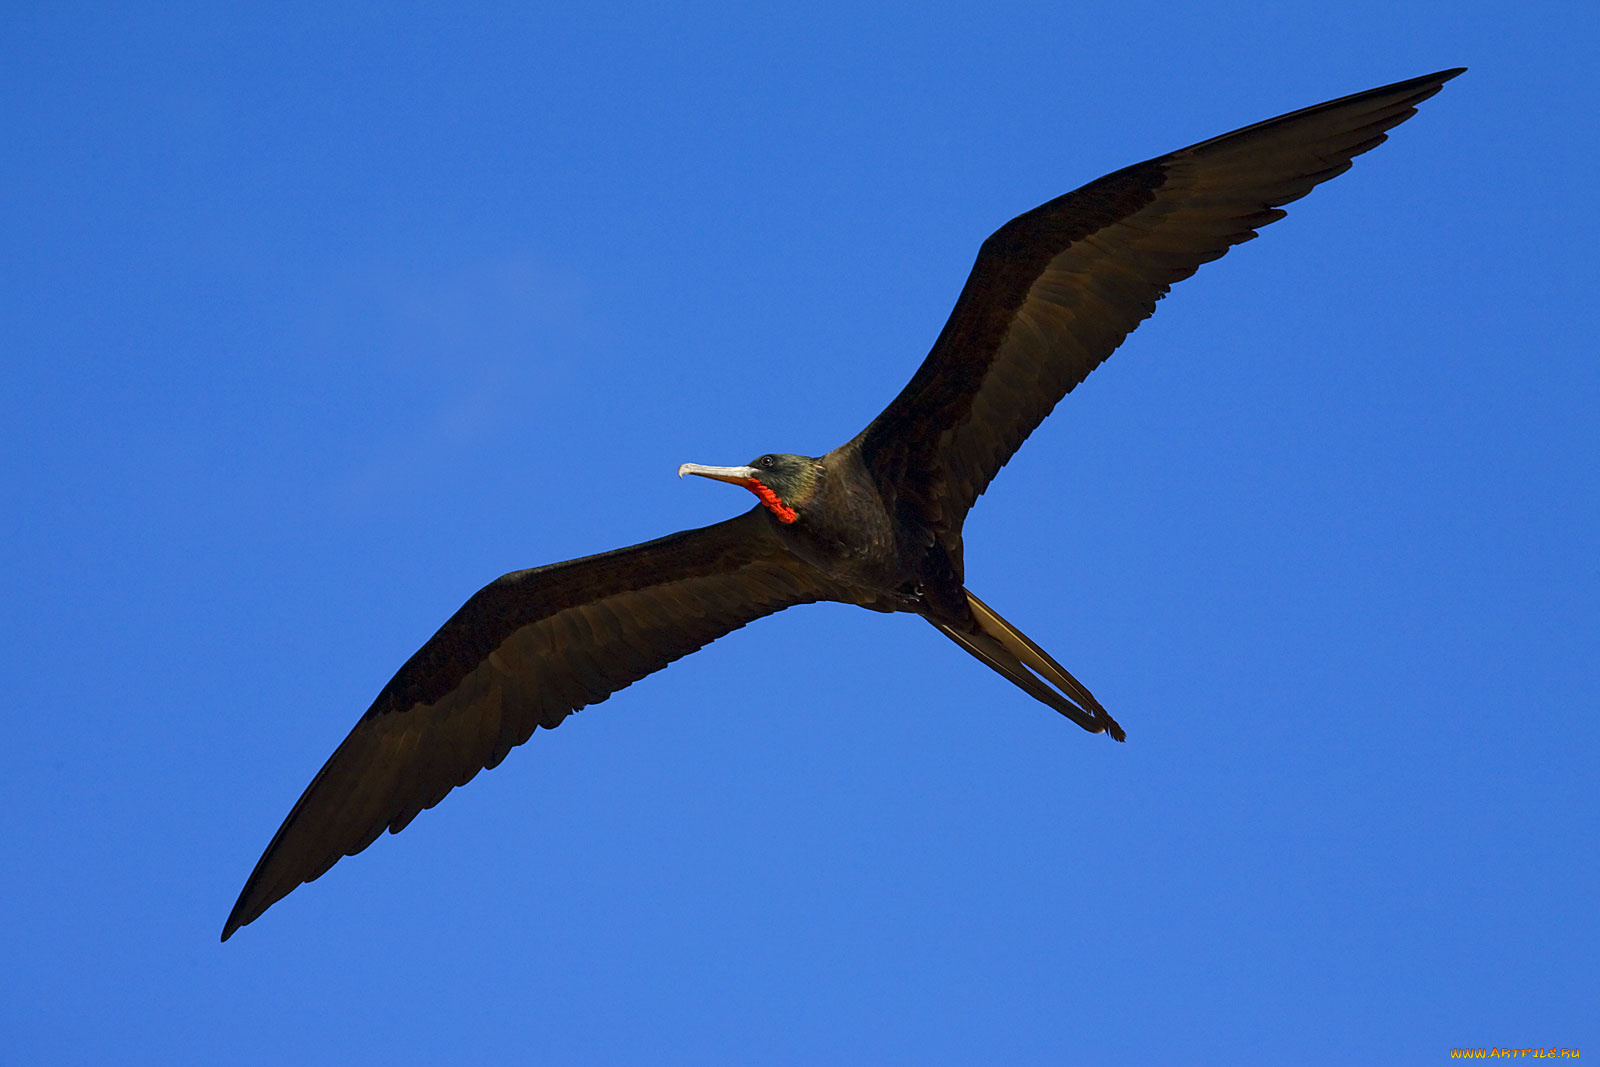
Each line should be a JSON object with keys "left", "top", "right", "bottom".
{"left": 1415, "top": 67, "right": 1468, "bottom": 92}
{"left": 221, "top": 889, "right": 258, "bottom": 942}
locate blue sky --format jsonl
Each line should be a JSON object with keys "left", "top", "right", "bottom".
{"left": 3, "top": 3, "right": 1595, "bottom": 1063}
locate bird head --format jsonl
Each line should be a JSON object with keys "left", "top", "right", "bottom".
{"left": 677, "top": 453, "right": 821, "bottom": 524}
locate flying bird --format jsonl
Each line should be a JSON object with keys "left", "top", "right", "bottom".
{"left": 223, "top": 68, "right": 1463, "bottom": 940}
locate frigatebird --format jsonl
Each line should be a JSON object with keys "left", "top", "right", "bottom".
{"left": 223, "top": 68, "right": 1463, "bottom": 939}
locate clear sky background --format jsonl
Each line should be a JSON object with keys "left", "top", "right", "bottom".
{"left": 3, "top": 3, "right": 1595, "bottom": 1064}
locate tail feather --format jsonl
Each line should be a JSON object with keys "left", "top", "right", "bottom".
{"left": 930, "top": 589, "right": 1126, "bottom": 742}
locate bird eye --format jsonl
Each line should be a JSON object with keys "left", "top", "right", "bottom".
{"left": 759, "top": 455, "right": 775, "bottom": 469}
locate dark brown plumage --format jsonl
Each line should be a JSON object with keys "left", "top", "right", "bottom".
{"left": 223, "top": 68, "right": 1463, "bottom": 940}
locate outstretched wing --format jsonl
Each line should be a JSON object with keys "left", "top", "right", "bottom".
{"left": 223, "top": 507, "right": 839, "bottom": 940}
{"left": 857, "top": 68, "right": 1463, "bottom": 544}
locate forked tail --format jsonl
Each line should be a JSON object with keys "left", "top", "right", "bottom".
{"left": 930, "top": 589, "right": 1126, "bottom": 742}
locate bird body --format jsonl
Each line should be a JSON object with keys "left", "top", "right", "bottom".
{"left": 224, "top": 68, "right": 1464, "bottom": 940}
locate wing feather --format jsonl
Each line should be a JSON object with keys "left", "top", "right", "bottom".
{"left": 857, "top": 68, "right": 1463, "bottom": 543}
{"left": 222, "top": 507, "right": 840, "bottom": 940}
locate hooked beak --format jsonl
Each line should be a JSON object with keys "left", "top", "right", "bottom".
{"left": 677, "top": 462, "right": 760, "bottom": 486}
{"left": 679, "top": 461, "right": 801, "bottom": 525}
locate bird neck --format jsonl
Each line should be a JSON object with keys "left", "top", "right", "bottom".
{"left": 748, "top": 479, "right": 798, "bottom": 523}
